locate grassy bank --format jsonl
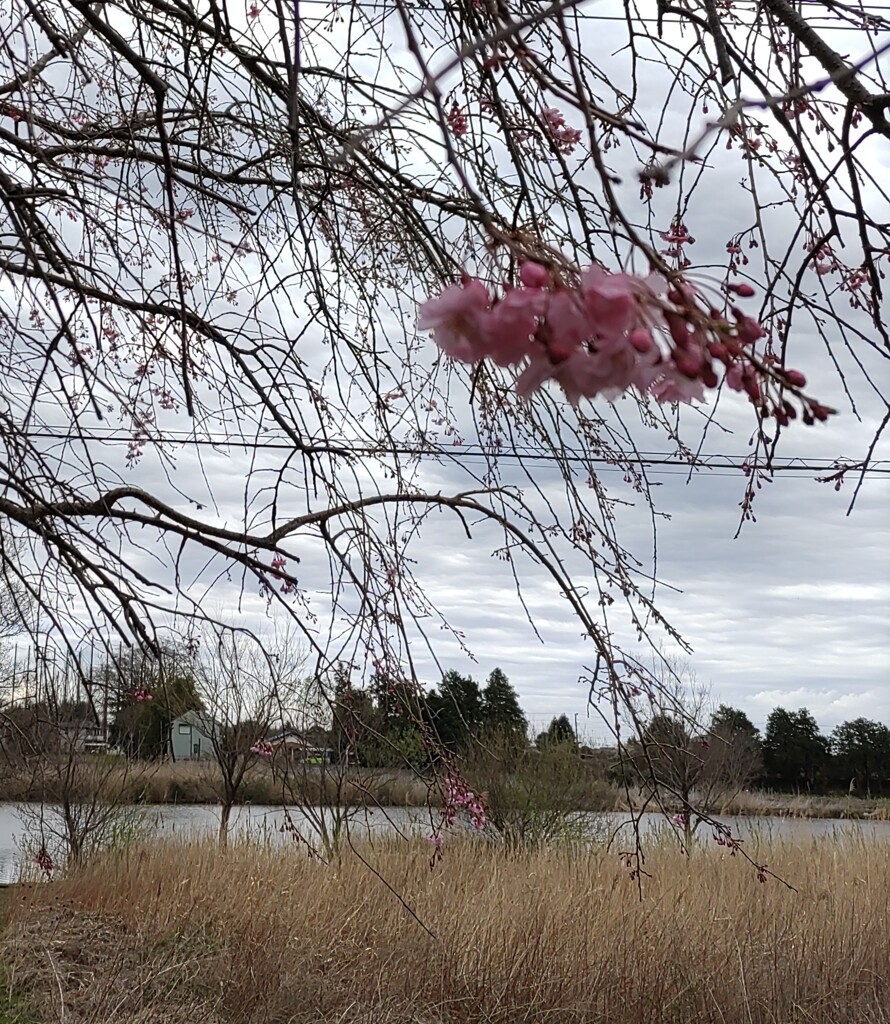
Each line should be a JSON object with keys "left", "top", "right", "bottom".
{"left": 0, "top": 760, "right": 443, "bottom": 808}
{"left": 716, "top": 789, "right": 890, "bottom": 819}
{"left": 3, "top": 759, "right": 890, "bottom": 821}
{"left": 4, "top": 833, "right": 890, "bottom": 1023}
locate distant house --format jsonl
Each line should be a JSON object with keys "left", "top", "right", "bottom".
{"left": 267, "top": 725, "right": 335, "bottom": 764}
{"left": 59, "top": 717, "right": 106, "bottom": 753}
{"left": 170, "top": 710, "right": 216, "bottom": 760}
{"left": 267, "top": 726, "right": 305, "bottom": 757}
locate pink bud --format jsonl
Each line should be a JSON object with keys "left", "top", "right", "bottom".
{"left": 673, "top": 348, "right": 702, "bottom": 378}
{"left": 783, "top": 368, "right": 806, "bottom": 388}
{"left": 628, "top": 328, "right": 653, "bottom": 353}
{"left": 728, "top": 282, "right": 756, "bottom": 297}
{"left": 519, "top": 262, "right": 550, "bottom": 288}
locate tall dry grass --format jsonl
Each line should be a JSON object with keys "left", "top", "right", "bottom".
{"left": 5, "top": 832, "right": 890, "bottom": 1024}
{"left": 0, "top": 758, "right": 440, "bottom": 808}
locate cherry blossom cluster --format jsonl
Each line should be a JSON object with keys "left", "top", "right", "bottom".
{"left": 262, "top": 554, "right": 298, "bottom": 598}
{"left": 250, "top": 739, "right": 276, "bottom": 758}
{"left": 443, "top": 771, "right": 486, "bottom": 830}
{"left": 712, "top": 823, "right": 742, "bottom": 853}
{"left": 418, "top": 262, "right": 821, "bottom": 421}
{"left": 34, "top": 845, "right": 54, "bottom": 878}
{"left": 542, "top": 107, "right": 582, "bottom": 154}
{"left": 133, "top": 687, "right": 153, "bottom": 703}
{"left": 447, "top": 103, "right": 469, "bottom": 137}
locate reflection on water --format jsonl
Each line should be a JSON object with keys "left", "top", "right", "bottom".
{"left": 1, "top": 801, "right": 889, "bottom": 883}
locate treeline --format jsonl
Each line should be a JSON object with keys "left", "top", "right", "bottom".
{"left": 5, "top": 645, "right": 888, "bottom": 799}
{"left": 328, "top": 667, "right": 579, "bottom": 768}
{"left": 623, "top": 704, "right": 890, "bottom": 799}
{"left": 338, "top": 675, "right": 890, "bottom": 798}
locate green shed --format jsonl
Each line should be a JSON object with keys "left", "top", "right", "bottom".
{"left": 170, "top": 710, "right": 215, "bottom": 760}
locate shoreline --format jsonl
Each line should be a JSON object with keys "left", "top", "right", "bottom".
{"left": 1, "top": 788, "right": 888, "bottom": 821}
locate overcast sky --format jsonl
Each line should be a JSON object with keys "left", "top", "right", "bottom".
{"left": 7, "top": 0, "right": 889, "bottom": 742}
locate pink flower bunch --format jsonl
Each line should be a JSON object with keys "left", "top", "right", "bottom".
{"left": 34, "top": 845, "right": 54, "bottom": 878}
{"left": 267, "top": 554, "right": 297, "bottom": 596}
{"left": 660, "top": 219, "right": 695, "bottom": 264}
{"left": 542, "top": 107, "right": 582, "bottom": 154}
{"left": 250, "top": 739, "right": 276, "bottom": 757}
{"left": 418, "top": 264, "right": 818, "bottom": 419}
{"left": 810, "top": 242, "right": 838, "bottom": 276}
{"left": 133, "top": 687, "right": 153, "bottom": 703}
{"left": 447, "top": 103, "right": 469, "bottom": 137}
{"left": 660, "top": 220, "right": 695, "bottom": 247}
{"left": 443, "top": 772, "right": 486, "bottom": 830}
{"left": 712, "top": 823, "right": 742, "bottom": 854}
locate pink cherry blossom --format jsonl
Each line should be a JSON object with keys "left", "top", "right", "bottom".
{"left": 447, "top": 103, "right": 469, "bottom": 137}
{"left": 649, "top": 367, "right": 706, "bottom": 404}
{"left": 543, "top": 288, "right": 592, "bottom": 354}
{"left": 581, "top": 266, "right": 638, "bottom": 340}
{"left": 417, "top": 278, "right": 491, "bottom": 363}
{"left": 419, "top": 262, "right": 819, "bottom": 423}
{"left": 487, "top": 287, "right": 545, "bottom": 366}
{"left": 542, "top": 107, "right": 582, "bottom": 154}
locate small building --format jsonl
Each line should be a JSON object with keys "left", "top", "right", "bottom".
{"left": 267, "top": 726, "right": 335, "bottom": 764}
{"left": 59, "top": 717, "right": 106, "bottom": 752}
{"left": 267, "top": 727, "right": 306, "bottom": 757}
{"left": 170, "top": 710, "right": 216, "bottom": 760}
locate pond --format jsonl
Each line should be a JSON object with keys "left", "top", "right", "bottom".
{"left": 2, "top": 802, "right": 889, "bottom": 883}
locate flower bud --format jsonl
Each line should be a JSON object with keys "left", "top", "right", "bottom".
{"left": 519, "top": 261, "right": 550, "bottom": 288}
{"left": 728, "top": 282, "right": 756, "bottom": 297}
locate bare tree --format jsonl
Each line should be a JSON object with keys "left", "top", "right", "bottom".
{"left": 623, "top": 668, "right": 762, "bottom": 847}
{"left": 270, "top": 672, "right": 370, "bottom": 861}
{"left": 7, "top": 653, "right": 150, "bottom": 867}
{"left": 0, "top": 0, "right": 885, "bottom": 870}
{"left": 193, "top": 628, "right": 304, "bottom": 844}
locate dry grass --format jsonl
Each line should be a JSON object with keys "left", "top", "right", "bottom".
{"left": 718, "top": 789, "right": 890, "bottom": 820}
{"left": 7, "top": 758, "right": 890, "bottom": 821}
{"left": 0, "top": 759, "right": 441, "bottom": 808}
{"left": 4, "top": 832, "right": 890, "bottom": 1024}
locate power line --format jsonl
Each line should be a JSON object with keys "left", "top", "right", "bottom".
{"left": 14, "top": 428, "right": 890, "bottom": 475}
{"left": 293, "top": 0, "right": 890, "bottom": 31}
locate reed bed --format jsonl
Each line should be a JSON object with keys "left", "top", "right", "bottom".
{"left": 0, "top": 760, "right": 439, "bottom": 808}
{"left": 3, "top": 830, "right": 890, "bottom": 1024}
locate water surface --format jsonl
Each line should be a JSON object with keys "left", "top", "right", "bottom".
{"left": 2, "top": 802, "right": 888, "bottom": 883}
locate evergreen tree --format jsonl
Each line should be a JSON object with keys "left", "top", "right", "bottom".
{"left": 631, "top": 713, "right": 701, "bottom": 807}
{"left": 427, "top": 670, "right": 483, "bottom": 751}
{"left": 481, "top": 668, "right": 527, "bottom": 738}
{"left": 710, "top": 705, "right": 760, "bottom": 740}
{"left": 112, "top": 670, "right": 203, "bottom": 758}
{"left": 536, "top": 714, "right": 576, "bottom": 749}
{"left": 707, "top": 705, "right": 763, "bottom": 791}
{"left": 330, "top": 665, "right": 379, "bottom": 765}
{"left": 762, "top": 707, "right": 830, "bottom": 791}
{"left": 365, "top": 674, "right": 429, "bottom": 768}
{"left": 831, "top": 718, "right": 890, "bottom": 796}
